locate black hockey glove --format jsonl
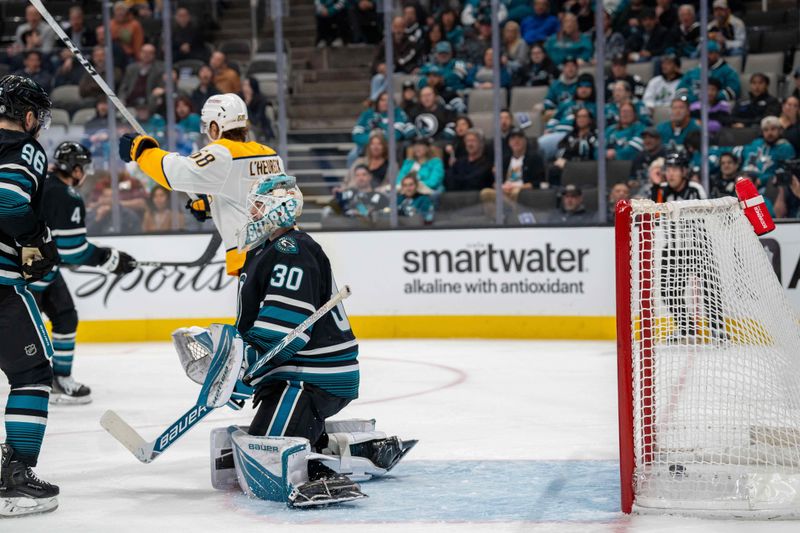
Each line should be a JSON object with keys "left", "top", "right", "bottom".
{"left": 186, "top": 195, "right": 212, "bottom": 222}
{"left": 19, "top": 226, "right": 59, "bottom": 282}
{"left": 119, "top": 133, "right": 159, "bottom": 163}
{"left": 100, "top": 248, "right": 137, "bottom": 275}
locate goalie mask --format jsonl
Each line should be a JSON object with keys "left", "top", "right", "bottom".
{"left": 200, "top": 93, "right": 248, "bottom": 140}
{"left": 237, "top": 174, "right": 303, "bottom": 251}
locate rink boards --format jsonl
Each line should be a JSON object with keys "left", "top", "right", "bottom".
{"left": 59, "top": 223, "right": 800, "bottom": 342}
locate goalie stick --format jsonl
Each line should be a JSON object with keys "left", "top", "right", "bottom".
{"left": 243, "top": 285, "right": 352, "bottom": 384}
{"left": 100, "top": 285, "right": 353, "bottom": 463}
{"left": 133, "top": 231, "right": 222, "bottom": 268}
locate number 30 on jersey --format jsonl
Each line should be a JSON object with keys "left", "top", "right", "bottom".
{"left": 270, "top": 264, "right": 303, "bottom": 290}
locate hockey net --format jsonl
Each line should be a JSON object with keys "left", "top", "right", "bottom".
{"left": 615, "top": 197, "right": 800, "bottom": 518}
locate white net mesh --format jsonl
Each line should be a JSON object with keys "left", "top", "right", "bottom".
{"left": 625, "top": 198, "right": 800, "bottom": 517}
{"left": 172, "top": 327, "right": 214, "bottom": 385}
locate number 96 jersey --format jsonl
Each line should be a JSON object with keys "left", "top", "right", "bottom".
{"left": 0, "top": 131, "right": 48, "bottom": 286}
{"left": 236, "top": 229, "right": 359, "bottom": 400}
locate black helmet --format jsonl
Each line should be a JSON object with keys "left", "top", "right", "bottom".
{"left": 0, "top": 75, "right": 52, "bottom": 134}
{"left": 664, "top": 151, "right": 688, "bottom": 168}
{"left": 54, "top": 142, "right": 92, "bottom": 175}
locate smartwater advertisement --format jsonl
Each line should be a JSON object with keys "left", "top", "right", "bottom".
{"left": 59, "top": 224, "right": 800, "bottom": 323}
{"left": 315, "top": 228, "right": 613, "bottom": 317}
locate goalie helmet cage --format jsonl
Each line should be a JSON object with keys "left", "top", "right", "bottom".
{"left": 615, "top": 197, "right": 800, "bottom": 519}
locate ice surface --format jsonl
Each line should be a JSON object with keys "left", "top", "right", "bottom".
{"left": 1, "top": 340, "right": 797, "bottom": 532}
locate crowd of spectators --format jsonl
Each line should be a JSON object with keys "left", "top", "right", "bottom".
{"left": 1, "top": 1, "right": 276, "bottom": 234}
{"left": 3, "top": 1, "right": 800, "bottom": 231}
{"left": 338, "top": 0, "right": 800, "bottom": 226}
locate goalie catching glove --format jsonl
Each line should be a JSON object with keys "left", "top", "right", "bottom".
{"left": 119, "top": 133, "right": 159, "bottom": 163}
{"left": 172, "top": 324, "right": 255, "bottom": 409}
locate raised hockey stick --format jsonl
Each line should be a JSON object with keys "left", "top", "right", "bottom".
{"left": 31, "top": 0, "right": 201, "bottom": 200}
{"left": 133, "top": 231, "right": 223, "bottom": 268}
{"left": 29, "top": 0, "right": 146, "bottom": 136}
{"left": 100, "top": 285, "right": 353, "bottom": 463}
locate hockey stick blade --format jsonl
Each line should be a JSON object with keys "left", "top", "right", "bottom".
{"left": 100, "top": 410, "right": 153, "bottom": 463}
{"left": 134, "top": 231, "right": 222, "bottom": 268}
{"left": 100, "top": 404, "right": 213, "bottom": 464}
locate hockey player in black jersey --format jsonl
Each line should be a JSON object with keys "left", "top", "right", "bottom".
{"left": 0, "top": 75, "right": 60, "bottom": 516}
{"left": 178, "top": 174, "right": 414, "bottom": 507}
{"left": 31, "top": 142, "right": 136, "bottom": 404}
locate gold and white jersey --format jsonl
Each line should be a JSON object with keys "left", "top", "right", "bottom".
{"left": 136, "top": 138, "right": 284, "bottom": 275}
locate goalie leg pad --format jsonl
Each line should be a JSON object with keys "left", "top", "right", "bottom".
{"left": 229, "top": 427, "right": 310, "bottom": 503}
{"left": 228, "top": 428, "right": 366, "bottom": 507}
{"left": 324, "top": 418, "right": 377, "bottom": 434}
{"left": 324, "top": 431, "right": 416, "bottom": 481}
{"left": 210, "top": 427, "right": 240, "bottom": 490}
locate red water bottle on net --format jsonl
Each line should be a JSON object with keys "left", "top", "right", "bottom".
{"left": 735, "top": 176, "right": 775, "bottom": 235}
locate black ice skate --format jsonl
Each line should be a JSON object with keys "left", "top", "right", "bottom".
{"left": 351, "top": 436, "right": 419, "bottom": 473}
{"left": 50, "top": 375, "right": 92, "bottom": 405}
{"left": 288, "top": 460, "right": 367, "bottom": 508}
{"left": 0, "top": 444, "right": 59, "bottom": 517}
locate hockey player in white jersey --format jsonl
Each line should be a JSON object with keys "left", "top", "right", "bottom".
{"left": 118, "top": 93, "right": 284, "bottom": 275}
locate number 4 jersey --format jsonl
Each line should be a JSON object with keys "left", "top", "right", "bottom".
{"left": 32, "top": 174, "right": 108, "bottom": 291}
{"left": 237, "top": 229, "right": 359, "bottom": 400}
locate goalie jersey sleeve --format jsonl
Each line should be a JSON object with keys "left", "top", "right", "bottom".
{"left": 237, "top": 229, "right": 359, "bottom": 400}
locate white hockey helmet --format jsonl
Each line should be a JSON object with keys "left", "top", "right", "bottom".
{"left": 200, "top": 93, "right": 248, "bottom": 139}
